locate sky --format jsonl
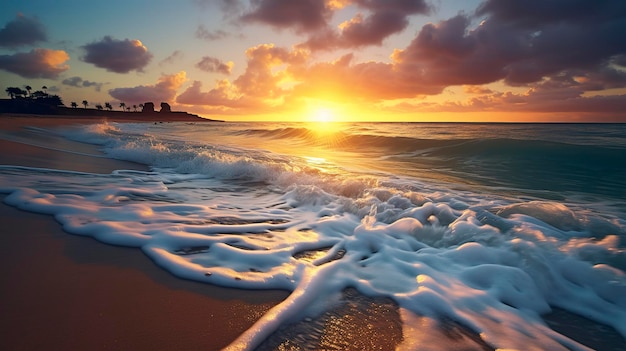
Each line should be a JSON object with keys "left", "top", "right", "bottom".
{"left": 1, "top": 0, "right": 626, "bottom": 122}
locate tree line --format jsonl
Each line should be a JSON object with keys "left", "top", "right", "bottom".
{"left": 5, "top": 85, "right": 139, "bottom": 112}
{"left": 5, "top": 85, "right": 62, "bottom": 107}
{"left": 71, "top": 100, "right": 143, "bottom": 112}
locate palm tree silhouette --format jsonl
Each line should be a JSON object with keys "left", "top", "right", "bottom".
{"left": 119, "top": 102, "right": 126, "bottom": 111}
{"left": 71, "top": 102, "right": 78, "bottom": 108}
{"left": 82, "top": 100, "right": 88, "bottom": 109}
{"left": 133, "top": 104, "right": 137, "bottom": 112}
{"left": 105, "top": 102, "right": 113, "bottom": 111}
{"left": 96, "top": 104, "right": 104, "bottom": 110}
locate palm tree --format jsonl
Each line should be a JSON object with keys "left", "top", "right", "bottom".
{"left": 132, "top": 104, "right": 137, "bottom": 112}
{"left": 96, "top": 104, "right": 104, "bottom": 110}
{"left": 105, "top": 102, "right": 113, "bottom": 111}
{"left": 25, "top": 85, "right": 32, "bottom": 96}
{"left": 6, "top": 87, "right": 27, "bottom": 99}
{"left": 119, "top": 102, "right": 126, "bottom": 111}
{"left": 42, "top": 86, "right": 47, "bottom": 94}
{"left": 126, "top": 106, "right": 131, "bottom": 112}
{"left": 82, "top": 100, "right": 88, "bottom": 109}
{"left": 71, "top": 102, "right": 78, "bottom": 108}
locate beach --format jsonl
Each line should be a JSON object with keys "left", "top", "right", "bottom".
{"left": 0, "top": 114, "right": 288, "bottom": 350}
{"left": 1, "top": 115, "right": 624, "bottom": 351}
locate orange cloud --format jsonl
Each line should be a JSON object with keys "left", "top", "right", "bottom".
{"left": 0, "top": 48, "right": 69, "bottom": 78}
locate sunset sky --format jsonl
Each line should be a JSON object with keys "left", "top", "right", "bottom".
{"left": 1, "top": 0, "right": 625, "bottom": 122}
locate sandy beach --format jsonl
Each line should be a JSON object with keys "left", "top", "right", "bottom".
{"left": 0, "top": 114, "right": 288, "bottom": 350}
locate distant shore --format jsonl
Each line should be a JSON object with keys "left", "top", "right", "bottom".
{"left": 0, "top": 98, "right": 223, "bottom": 122}
{"left": 1, "top": 111, "right": 222, "bottom": 123}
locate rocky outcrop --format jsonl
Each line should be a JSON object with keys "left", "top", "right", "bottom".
{"left": 142, "top": 102, "right": 155, "bottom": 113}
{"left": 160, "top": 102, "right": 171, "bottom": 113}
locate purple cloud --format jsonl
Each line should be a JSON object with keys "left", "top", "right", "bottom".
{"left": 82, "top": 36, "right": 153, "bottom": 73}
{"left": 0, "top": 14, "right": 47, "bottom": 48}
{"left": 108, "top": 71, "right": 186, "bottom": 105}
{"left": 241, "top": 0, "right": 331, "bottom": 32}
{"left": 195, "top": 25, "right": 230, "bottom": 41}
{"left": 62, "top": 76, "right": 104, "bottom": 91}
{"left": 196, "top": 56, "right": 233, "bottom": 74}
{"left": 300, "top": 0, "right": 430, "bottom": 50}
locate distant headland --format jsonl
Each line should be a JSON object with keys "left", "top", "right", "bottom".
{"left": 1, "top": 86, "right": 222, "bottom": 122}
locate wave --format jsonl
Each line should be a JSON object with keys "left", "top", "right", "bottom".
{"left": 60, "top": 122, "right": 626, "bottom": 200}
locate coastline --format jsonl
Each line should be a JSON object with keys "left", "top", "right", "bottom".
{"left": 0, "top": 114, "right": 287, "bottom": 350}
{"left": 1, "top": 114, "right": 624, "bottom": 350}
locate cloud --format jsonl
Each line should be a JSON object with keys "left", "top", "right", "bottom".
{"left": 177, "top": 80, "right": 261, "bottom": 109}
{"left": 82, "top": 36, "right": 153, "bottom": 73}
{"left": 297, "top": 0, "right": 430, "bottom": 50}
{"left": 195, "top": 25, "right": 230, "bottom": 41}
{"left": 0, "top": 14, "right": 47, "bottom": 48}
{"left": 389, "top": 1, "right": 626, "bottom": 89}
{"left": 109, "top": 71, "right": 186, "bottom": 104}
{"left": 233, "top": 44, "right": 307, "bottom": 99}
{"left": 241, "top": 0, "right": 332, "bottom": 32}
{"left": 62, "top": 76, "right": 104, "bottom": 91}
{"left": 464, "top": 86, "right": 494, "bottom": 95}
{"left": 196, "top": 56, "right": 233, "bottom": 74}
{"left": 0, "top": 48, "right": 69, "bottom": 78}
{"left": 159, "top": 50, "right": 184, "bottom": 66}
{"left": 241, "top": 0, "right": 430, "bottom": 50}
{"left": 177, "top": 44, "right": 307, "bottom": 111}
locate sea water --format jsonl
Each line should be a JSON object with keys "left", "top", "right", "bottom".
{"left": 1, "top": 122, "right": 625, "bottom": 350}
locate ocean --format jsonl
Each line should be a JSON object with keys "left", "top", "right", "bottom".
{"left": 1, "top": 121, "right": 625, "bottom": 350}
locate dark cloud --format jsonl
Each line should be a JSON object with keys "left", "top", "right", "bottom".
{"left": 0, "top": 14, "right": 47, "bottom": 48}
{"left": 62, "top": 76, "right": 104, "bottom": 91}
{"left": 195, "top": 25, "right": 230, "bottom": 41}
{"left": 108, "top": 71, "right": 186, "bottom": 105}
{"left": 475, "top": 0, "right": 625, "bottom": 27}
{"left": 0, "top": 48, "right": 69, "bottom": 78}
{"left": 196, "top": 56, "right": 233, "bottom": 74}
{"left": 241, "top": 0, "right": 331, "bottom": 32}
{"left": 300, "top": 0, "right": 430, "bottom": 50}
{"left": 82, "top": 36, "right": 153, "bottom": 73}
{"left": 384, "top": 0, "right": 626, "bottom": 95}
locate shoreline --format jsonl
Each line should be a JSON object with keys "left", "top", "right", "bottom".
{"left": 0, "top": 114, "right": 288, "bottom": 350}
{"left": 1, "top": 114, "right": 624, "bottom": 350}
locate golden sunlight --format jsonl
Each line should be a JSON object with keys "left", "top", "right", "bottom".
{"left": 310, "top": 107, "right": 335, "bottom": 123}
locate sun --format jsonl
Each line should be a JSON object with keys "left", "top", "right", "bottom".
{"left": 311, "top": 107, "right": 334, "bottom": 123}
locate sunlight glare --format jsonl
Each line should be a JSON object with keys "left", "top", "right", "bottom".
{"left": 312, "top": 108, "right": 334, "bottom": 123}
